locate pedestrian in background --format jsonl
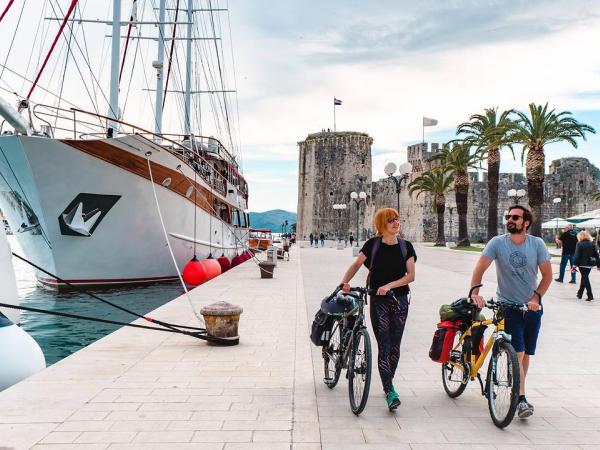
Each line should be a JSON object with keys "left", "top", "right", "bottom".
{"left": 573, "top": 230, "right": 600, "bottom": 301}
{"left": 555, "top": 224, "right": 578, "bottom": 284}
{"left": 320, "top": 232, "right": 325, "bottom": 247}
{"left": 349, "top": 232, "right": 354, "bottom": 247}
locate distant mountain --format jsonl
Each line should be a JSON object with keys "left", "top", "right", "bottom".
{"left": 249, "top": 209, "right": 296, "bottom": 232}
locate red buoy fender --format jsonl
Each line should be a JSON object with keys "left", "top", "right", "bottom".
{"left": 217, "top": 256, "right": 231, "bottom": 272}
{"left": 202, "top": 258, "right": 222, "bottom": 280}
{"left": 231, "top": 254, "right": 244, "bottom": 267}
{"left": 182, "top": 258, "right": 207, "bottom": 286}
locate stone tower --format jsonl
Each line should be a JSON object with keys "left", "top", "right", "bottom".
{"left": 297, "top": 131, "right": 373, "bottom": 240}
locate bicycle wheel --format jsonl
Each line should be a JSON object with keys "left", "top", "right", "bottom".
{"left": 348, "top": 328, "right": 372, "bottom": 415}
{"left": 486, "top": 340, "right": 520, "bottom": 428}
{"left": 323, "top": 322, "right": 342, "bottom": 389}
{"left": 441, "top": 332, "right": 468, "bottom": 398}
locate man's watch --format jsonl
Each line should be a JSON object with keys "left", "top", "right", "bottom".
{"left": 533, "top": 290, "right": 542, "bottom": 302}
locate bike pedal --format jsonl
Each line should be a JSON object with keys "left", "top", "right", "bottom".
{"left": 323, "top": 377, "right": 333, "bottom": 383}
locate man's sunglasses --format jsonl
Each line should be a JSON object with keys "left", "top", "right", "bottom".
{"left": 387, "top": 217, "right": 400, "bottom": 224}
{"left": 504, "top": 214, "right": 523, "bottom": 221}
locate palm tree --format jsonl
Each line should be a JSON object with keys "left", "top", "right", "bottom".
{"left": 457, "top": 108, "right": 515, "bottom": 241}
{"left": 408, "top": 168, "right": 454, "bottom": 246}
{"left": 512, "top": 103, "right": 596, "bottom": 236}
{"left": 428, "top": 142, "right": 483, "bottom": 246}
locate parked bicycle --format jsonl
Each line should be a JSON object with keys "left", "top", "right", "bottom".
{"left": 318, "top": 285, "right": 374, "bottom": 415}
{"left": 440, "top": 284, "right": 529, "bottom": 428}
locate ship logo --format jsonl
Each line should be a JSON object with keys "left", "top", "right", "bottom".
{"left": 58, "top": 193, "right": 121, "bottom": 237}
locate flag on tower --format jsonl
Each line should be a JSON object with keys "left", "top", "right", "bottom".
{"left": 334, "top": 97, "right": 342, "bottom": 106}
{"left": 423, "top": 117, "right": 438, "bottom": 126}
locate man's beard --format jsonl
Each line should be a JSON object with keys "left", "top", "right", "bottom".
{"left": 507, "top": 223, "right": 524, "bottom": 234}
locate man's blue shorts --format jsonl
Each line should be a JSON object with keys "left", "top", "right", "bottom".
{"left": 503, "top": 308, "right": 543, "bottom": 355}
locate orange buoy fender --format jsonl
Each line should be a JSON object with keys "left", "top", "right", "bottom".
{"left": 231, "top": 254, "right": 244, "bottom": 267}
{"left": 182, "top": 257, "right": 207, "bottom": 286}
{"left": 202, "top": 258, "right": 222, "bottom": 280}
{"left": 217, "top": 256, "right": 231, "bottom": 272}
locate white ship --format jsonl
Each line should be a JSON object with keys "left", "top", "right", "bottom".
{"left": 0, "top": 1, "right": 249, "bottom": 289}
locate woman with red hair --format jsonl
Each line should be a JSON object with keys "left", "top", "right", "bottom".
{"left": 340, "top": 207, "right": 416, "bottom": 411}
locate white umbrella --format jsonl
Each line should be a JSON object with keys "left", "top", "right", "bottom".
{"left": 541, "top": 218, "right": 572, "bottom": 229}
{"left": 567, "top": 208, "right": 600, "bottom": 221}
{"left": 577, "top": 218, "right": 600, "bottom": 228}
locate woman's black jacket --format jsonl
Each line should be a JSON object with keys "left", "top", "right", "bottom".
{"left": 574, "top": 240, "right": 600, "bottom": 267}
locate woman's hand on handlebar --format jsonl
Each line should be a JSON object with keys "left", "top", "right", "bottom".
{"left": 376, "top": 284, "right": 392, "bottom": 296}
{"left": 341, "top": 282, "right": 350, "bottom": 293}
{"left": 470, "top": 294, "right": 485, "bottom": 309}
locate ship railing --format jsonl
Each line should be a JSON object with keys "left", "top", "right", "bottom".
{"left": 29, "top": 104, "right": 245, "bottom": 198}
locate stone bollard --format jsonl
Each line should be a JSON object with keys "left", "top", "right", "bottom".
{"left": 200, "top": 301, "right": 243, "bottom": 346}
{"left": 258, "top": 261, "right": 276, "bottom": 279}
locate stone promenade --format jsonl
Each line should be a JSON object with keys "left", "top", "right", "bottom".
{"left": 2, "top": 243, "right": 600, "bottom": 449}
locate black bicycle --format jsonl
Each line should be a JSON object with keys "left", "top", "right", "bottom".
{"left": 320, "top": 285, "right": 400, "bottom": 414}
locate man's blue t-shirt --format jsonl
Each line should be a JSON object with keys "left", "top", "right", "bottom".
{"left": 482, "top": 234, "right": 551, "bottom": 305}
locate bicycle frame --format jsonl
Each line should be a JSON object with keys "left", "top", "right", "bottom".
{"left": 324, "top": 292, "right": 367, "bottom": 369}
{"left": 450, "top": 316, "right": 507, "bottom": 380}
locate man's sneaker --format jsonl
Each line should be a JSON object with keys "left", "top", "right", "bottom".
{"left": 554, "top": 278, "right": 563, "bottom": 282}
{"left": 386, "top": 390, "right": 400, "bottom": 411}
{"left": 569, "top": 280, "right": 577, "bottom": 284}
{"left": 517, "top": 399, "right": 534, "bottom": 419}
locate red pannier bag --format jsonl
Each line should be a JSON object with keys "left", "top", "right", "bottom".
{"left": 429, "top": 320, "right": 461, "bottom": 363}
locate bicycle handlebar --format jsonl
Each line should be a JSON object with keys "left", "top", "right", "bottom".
{"left": 467, "top": 284, "right": 538, "bottom": 313}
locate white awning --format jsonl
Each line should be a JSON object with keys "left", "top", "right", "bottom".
{"left": 541, "top": 218, "right": 572, "bottom": 229}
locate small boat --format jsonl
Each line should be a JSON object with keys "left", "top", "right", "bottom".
{"left": 248, "top": 228, "right": 273, "bottom": 252}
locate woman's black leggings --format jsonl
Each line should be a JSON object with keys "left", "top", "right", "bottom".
{"left": 369, "top": 295, "right": 409, "bottom": 394}
{"left": 578, "top": 267, "right": 593, "bottom": 299}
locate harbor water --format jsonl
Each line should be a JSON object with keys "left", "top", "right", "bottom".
{"left": 9, "top": 236, "right": 183, "bottom": 365}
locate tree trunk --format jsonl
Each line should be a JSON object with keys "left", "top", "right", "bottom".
{"left": 455, "top": 173, "right": 470, "bottom": 246}
{"left": 526, "top": 146, "right": 545, "bottom": 237}
{"left": 435, "top": 200, "right": 446, "bottom": 246}
{"left": 487, "top": 147, "right": 500, "bottom": 241}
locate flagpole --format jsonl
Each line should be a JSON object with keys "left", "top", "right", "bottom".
{"left": 333, "top": 98, "right": 336, "bottom": 132}
{"left": 422, "top": 122, "right": 424, "bottom": 144}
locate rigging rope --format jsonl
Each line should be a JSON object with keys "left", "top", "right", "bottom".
{"left": 119, "top": 0, "right": 137, "bottom": 84}
{"left": 0, "top": 0, "right": 25, "bottom": 81}
{"left": 162, "top": 0, "right": 180, "bottom": 110}
{"left": 145, "top": 154, "right": 204, "bottom": 326}
{"left": 0, "top": 0, "right": 14, "bottom": 24}
{"left": 26, "top": 0, "right": 79, "bottom": 100}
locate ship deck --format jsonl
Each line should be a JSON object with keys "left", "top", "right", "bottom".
{"left": 2, "top": 244, "right": 600, "bottom": 448}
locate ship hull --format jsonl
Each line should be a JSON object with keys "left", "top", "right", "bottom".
{"left": 0, "top": 135, "right": 247, "bottom": 289}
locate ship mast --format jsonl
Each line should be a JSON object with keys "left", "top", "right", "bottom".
{"left": 184, "top": 0, "right": 193, "bottom": 136}
{"left": 153, "top": 0, "right": 166, "bottom": 136}
{"left": 108, "top": 0, "right": 121, "bottom": 137}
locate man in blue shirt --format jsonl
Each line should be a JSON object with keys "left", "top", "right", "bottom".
{"left": 470, "top": 205, "right": 553, "bottom": 419}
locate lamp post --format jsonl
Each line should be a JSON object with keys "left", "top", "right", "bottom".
{"left": 332, "top": 203, "right": 347, "bottom": 241}
{"left": 553, "top": 197, "right": 561, "bottom": 247}
{"left": 445, "top": 201, "right": 456, "bottom": 242}
{"left": 350, "top": 191, "right": 367, "bottom": 246}
{"left": 507, "top": 188, "right": 526, "bottom": 204}
{"left": 384, "top": 162, "right": 413, "bottom": 212}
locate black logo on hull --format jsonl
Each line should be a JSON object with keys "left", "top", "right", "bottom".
{"left": 59, "top": 193, "right": 121, "bottom": 237}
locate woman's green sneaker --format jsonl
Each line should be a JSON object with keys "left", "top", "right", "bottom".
{"left": 386, "top": 390, "right": 401, "bottom": 411}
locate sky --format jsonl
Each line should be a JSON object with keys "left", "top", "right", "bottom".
{"left": 2, "top": 1, "right": 600, "bottom": 213}
{"left": 228, "top": 0, "right": 600, "bottom": 212}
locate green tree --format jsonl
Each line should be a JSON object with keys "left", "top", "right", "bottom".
{"left": 457, "top": 108, "right": 515, "bottom": 241}
{"left": 408, "top": 168, "right": 455, "bottom": 246}
{"left": 512, "top": 103, "right": 595, "bottom": 236}
{"left": 428, "top": 142, "right": 482, "bottom": 246}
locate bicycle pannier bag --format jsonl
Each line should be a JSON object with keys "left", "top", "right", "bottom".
{"left": 429, "top": 320, "right": 461, "bottom": 363}
{"left": 310, "top": 310, "right": 334, "bottom": 346}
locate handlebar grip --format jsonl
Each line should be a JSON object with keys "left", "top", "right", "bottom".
{"left": 468, "top": 284, "right": 483, "bottom": 298}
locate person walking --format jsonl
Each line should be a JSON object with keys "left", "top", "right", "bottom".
{"left": 555, "top": 224, "right": 578, "bottom": 284}
{"left": 349, "top": 232, "right": 354, "bottom": 247}
{"left": 340, "top": 208, "right": 416, "bottom": 411}
{"left": 320, "top": 232, "right": 325, "bottom": 247}
{"left": 573, "top": 230, "right": 600, "bottom": 301}
{"left": 309, "top": 233, "right": 314, "bottom": 247}
{"left": 470, "top": 205, "right": 552, "bottom": 419}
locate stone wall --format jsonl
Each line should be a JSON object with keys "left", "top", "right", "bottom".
{"left": 296, "top": 131, "right": 373, "bottom": 240}
{"left": 297, "top": 133, "right": 600, "bottom": 242}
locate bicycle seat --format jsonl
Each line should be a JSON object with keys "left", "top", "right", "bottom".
{"left": 321, "top": 292, "right": 358, "bottom": 315}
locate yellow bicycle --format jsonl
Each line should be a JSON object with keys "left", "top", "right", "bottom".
{"left": 441, "top": 284, "right": 526, "bottom": 428}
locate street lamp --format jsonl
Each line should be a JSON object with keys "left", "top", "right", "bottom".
{"left": 384, "top": 162, "right": 413, "bottom": 212}
{"left": 350, "top": 191, "right": 367, "bottom": 246}
{"left": 553, "top": 197, "right": 562, "bottom": 247}
{"left": 445, "top": 201, "right": 456, "bottom": 241}
{"left": 507, "top": 188, "right": 526, "bottom": 204}
{"left": 332, "top": 203, "right": 347, "bottom": 241}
